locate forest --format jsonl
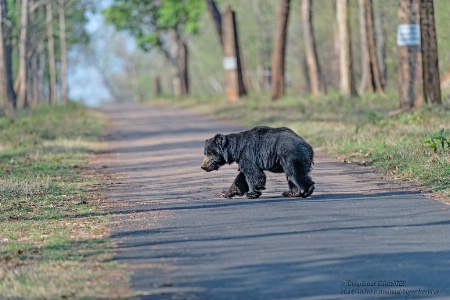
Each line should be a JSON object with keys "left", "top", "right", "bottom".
{"left": 0, "top": 0, "right": 449, "bottom": 113}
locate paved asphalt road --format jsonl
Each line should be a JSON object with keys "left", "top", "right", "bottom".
{"left": 98, "top": 104, "right": 450, "bottom": 299}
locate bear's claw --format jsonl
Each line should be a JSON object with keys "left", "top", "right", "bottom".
{"left": 282, "top": 185, "right": 315, "bottom": 198}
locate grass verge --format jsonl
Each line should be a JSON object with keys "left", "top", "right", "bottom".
{"left": 150, "top": 92, "right": 450, "bottom": 202}
{"left": 0, "top": 103, "right": 131, "bottom": 298}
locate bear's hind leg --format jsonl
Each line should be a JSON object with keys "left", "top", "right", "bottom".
{"left": 282, "top": 177, "right": 301, "bottom": 197}
{"left": 286, "top": 173, "right": 315, "bottom": 198}
{"left": 282, "top": 157, "right": 315, "bottom": 198}
{"left": 300, "top": 175, "right": 315, "bottom": 198}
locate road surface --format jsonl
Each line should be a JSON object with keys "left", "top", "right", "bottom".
{"left": 97, "top": 104, "right": 450, "bottom": 299}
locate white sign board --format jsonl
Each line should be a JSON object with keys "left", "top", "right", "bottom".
{"left": 397, "top": 24, "right": 421, "bottom": 46}
{"left": 223, "top": 56, "right": 237, "bottom": 70}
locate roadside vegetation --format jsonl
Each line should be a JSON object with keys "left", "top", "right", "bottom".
{"left": 151, "top": 91, "right": 450, "bottom": 202}
{"left": 0, "top": 103, "right": 130, "bottom": 298}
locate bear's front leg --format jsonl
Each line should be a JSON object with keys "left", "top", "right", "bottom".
{"left": 243, "top": 168, "right": 266, "bottom": 199}
{"left": 220, "top": 172, "right": 249, "bottom": 198}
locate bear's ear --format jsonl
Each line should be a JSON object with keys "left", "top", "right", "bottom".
{"left": 214, "top": 134, "right": 227, "bottom": 150}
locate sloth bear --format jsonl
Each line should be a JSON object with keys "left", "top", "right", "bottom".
{"left": 201, "top": 126, "right": 315, "bottom": 199}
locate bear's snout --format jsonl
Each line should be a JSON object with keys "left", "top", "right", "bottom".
{"left": 201, "top": 156, "right": 215, "bottom": 172}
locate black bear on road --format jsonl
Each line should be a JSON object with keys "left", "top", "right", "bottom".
{"left": 201, "top": 126, "right": 315, "bottom": 199}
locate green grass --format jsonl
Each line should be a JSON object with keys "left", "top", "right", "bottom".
{"left": 150, "top": 91, "right": 450, "bottom": 201}
{"left": 0, "top": 103, "right": 131, "bottom": 298}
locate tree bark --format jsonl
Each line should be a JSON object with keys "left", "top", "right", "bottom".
{"left": 420, "top": 0, "right": 441, "bottom": 104}
{"left": 271, "top": 0, "right": 290, "bottom": 101}
{"left": 336, "top": 0, "right": 357, "bottom": 97}
{"left": 58, "top": 0, "right": 68, "bottom": 103}
{"left": 46, "top": 0, "right": 57, "bottom": 104}
{"left": 301, "top": 0, "right": 325, "bottom": 96}
{"left": 178, "top": 39, "right": 189, "bottom": 96}
{"left": 398, "top": 0, "right": 422, "bottom": 109}
{"left": 358, "top": 0, "right": 371, "bottom": 93}
{"left": 205, "top": 2, "right": 246, "bottom": 100}
{"left": 364, "top": 0, "right": 384, "bottom": 93}
{"left": 15, "top": 0, "right": 29, "bottom": 108}
{"left": 222, "top": 4, "right": 246, "bottom": 101}
{"left": 332, "top": 25, "right": 340, "bottom": 89}
{"left": 0, "top": 0, "right": 16, "bottom": 115}
{"left": 373, "top": 0, "right": 386, "bottom": 87}
{"left": 37, "top": 39, "right": 46, "bottom": 102}
{"left": 153, "top": 76, "right": 162, "bottom": 96}
{"left": 205, "top": 0, "right": 222, "bottom": 46}
{"left": 167, "top": 29, "right": 189, "bottom": 97}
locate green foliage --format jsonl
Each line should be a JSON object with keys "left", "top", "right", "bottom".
{"left": 104, "top": 0, "right": 205, "bottom": 51}
{"left": 65, "top": 1, "right": 91, "bottom": 47}
{"left": 425, "top": 129, "right": 450, "bottom": 153}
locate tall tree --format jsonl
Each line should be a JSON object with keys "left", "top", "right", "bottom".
{"left": 336, "top": 0, "right": 357, "bottom": 96}
{"left": 205, "top": 0, "right": 222, "bottom": 46}
{"left": 59, "top": 0, "right": 68, "bottom": 103}
{"left": 420, "top": 0, "right": 441, "bottom": 104}
{"left": 221, "top": 4, "right": 246, "bottom": 100}
{"left": 104, "top": 0, "right": 205, "bottom": 98}
{"left": 0, "top": 0, "right": 16, "bottom": 115}
{"left": 359, "top": 0, "right": 383, "bottom": 94}
{"left": 15, "top": 0, "right": 29, "bottom": 108}
{"left": 372, "top": 0, "right": 386, "bottom": 87}
{"left": 205, "top": 1, "right": 246, "bottom": 100}
{"left": 46, "top": 0, "right": 57, "bottom": 104}
{"left": 358, "top": 0, "right": 371, "bottom": 93}
{"left": 398, "top": 0, "right": 422, "bottom": 109}
{"left": 271, "top": 0, "right": 291, "bottom": 101}
{"left": 301, "top": 0, "right": 325, "bottom": 96}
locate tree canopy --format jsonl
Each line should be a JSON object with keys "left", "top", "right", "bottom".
{"left": 104, "top": 0, "right": 205, "bottom": 51}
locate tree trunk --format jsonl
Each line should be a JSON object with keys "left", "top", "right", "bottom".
{"left": 358, "top": 0, "right": 371, "bottom": 93}
{"left": 373, "top": 0, "right": 386, "bottom": 87}
{"left": 15, "top": 0, "right": 29, "bottom": 108}
{"left": 205, "top": 0, "right": 222, "bottom": 46}
{"left": 30, "top": 1, "right": 46, "bottom": 104}
{"left": 178, "top": 39, "right": 189, "bottom": 95}
{"left": 46, "top": 0, "right": 57, "bottom": 104}
{"left": 331, "top": 25, "right": 340, "bottom": 89}
{"left": 58, "top": 0, "right": 68, "bottom": 103}
{"left": 271, "top": 0, "right": 291, "bottom": 101}
{"left": 222, "top": 4, "right": 246, "bottom": 101}
{"left": 302, "top": 0, "right": 325, "bottom": 96}
{"left": 420, "top": 0, "right": 441, "bottom": 104}
{"left": 0, "top": 0, "right": 16, "bottom": 115}
{"left": 167, "top": 30, "right": 189, "bottom": 97}
{"left": 398, "top": 0, "right": 422, "bottom": 109}
{"left": 336, "top": 0, "right": 357, "bottom": 97}
{"left": 364, "top": 0, "right": 384, "bottom": 93}
{"left": 205, "top": 2, "right": 246, "bottom": 100}
{"left": 153, "top": 76, "right": 162, "bottom": 96}
{"left": 37, "top": 39, "right": 46, "bottom": 102}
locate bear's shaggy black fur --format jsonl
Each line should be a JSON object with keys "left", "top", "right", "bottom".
{"left": 201, "top": 126, "right": 315, "bottom": 199}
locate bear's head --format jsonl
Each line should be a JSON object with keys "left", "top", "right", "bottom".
{"left": 201, "top": 134, "right": 228, "bottom": 172}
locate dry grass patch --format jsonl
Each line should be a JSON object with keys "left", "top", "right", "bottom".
{"left": 0, "top": 103, "right": 133, "bottom": 298}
